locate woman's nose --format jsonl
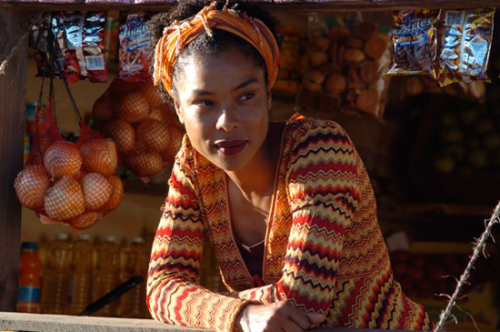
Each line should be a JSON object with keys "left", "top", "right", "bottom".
{"left": 215, "top": 108, "right": 238, "bottom": 132}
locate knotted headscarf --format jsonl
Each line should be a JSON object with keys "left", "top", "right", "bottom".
{"left": 153, "top": 1, "right": 280, "bottom": 98}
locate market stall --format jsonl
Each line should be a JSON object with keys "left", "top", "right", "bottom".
{"left": 1, "top": 1, "right": 500, "bottom": 331}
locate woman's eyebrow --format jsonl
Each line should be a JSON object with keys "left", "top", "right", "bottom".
{"left": 232, "top": 78, "right": 258, "bottom": 91}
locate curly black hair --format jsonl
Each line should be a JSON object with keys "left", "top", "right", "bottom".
{"left": 147, "top": 1, "right": 278, "bottom": 102}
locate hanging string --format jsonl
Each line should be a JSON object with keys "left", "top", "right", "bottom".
{"left": 46, "top": 13, "right": 82, "bottom": 127}
{"left": 434, "top": 201, "right": 500, "bottom": 331}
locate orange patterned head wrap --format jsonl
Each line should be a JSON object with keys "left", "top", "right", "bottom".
{"left": 153, "top": 1, "right": 280, "bottom": 99}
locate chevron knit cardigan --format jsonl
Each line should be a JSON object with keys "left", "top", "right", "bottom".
{"left": 147, "top": 118, "right": 432, "bottom": 332}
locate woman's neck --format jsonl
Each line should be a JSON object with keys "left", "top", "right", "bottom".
{"left": 225, "top": 122, "right": 283, "bottom": 201}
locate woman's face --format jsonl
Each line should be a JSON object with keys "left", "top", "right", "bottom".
{"left": 173, "top": 49, "right": 271, "bottom": 172}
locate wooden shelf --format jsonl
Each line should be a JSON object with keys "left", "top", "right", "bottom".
{"left": 2, "top": 0, "right": 500, "bottom": 11}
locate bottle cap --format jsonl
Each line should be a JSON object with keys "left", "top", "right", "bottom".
{"left": 56, "top": 233, "right": 69, "bottom": 241}
{"left": 105, "top": 235, "right": 116, "bottom": 243}
{"left": 80, "top": 234, "right": 90, "bottom": 241}
{"left": 21, "top": 242, "right": 37, "bottom": 250}
{"left": 132, "top": 237, "right": 144, "bottom": 244}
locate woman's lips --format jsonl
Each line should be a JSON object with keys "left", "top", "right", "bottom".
{"left": 214, "top": 140, "right": 247, "bottom": 156}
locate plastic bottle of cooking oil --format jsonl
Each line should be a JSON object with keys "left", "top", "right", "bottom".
{"left": 17, "top": 242, "right": 42, "bottom": 313}
{"left": 118, "top": 237, "right": 149, "bottom": 318}
{"left": 40, "top": 233, "right": 72, "bottom": 314}
{"left": 92, "top": 235, "right": 120, "bottom": 316}
{"left": 66, "top": 234, "right": 93, "bottom": 315}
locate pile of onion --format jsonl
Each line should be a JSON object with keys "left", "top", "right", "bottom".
{"left": 14, "top": 138, "right": 124, "bottom": 232}
{"left": 92, "top": 79, "right": 184, "bottom": 178}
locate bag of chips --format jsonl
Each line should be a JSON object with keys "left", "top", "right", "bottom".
{"left": 438, "top": 8, "right": 495, "bottom": 86}
{"left": 387, "top": 9, "right": 440, "bottom": 77}
{"left": 118, "top": 12, "right": 152, "bottom": 82}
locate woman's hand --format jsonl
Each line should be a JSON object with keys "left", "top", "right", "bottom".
{"left": 237, "top": 301, "right": 325, "bottom": 332}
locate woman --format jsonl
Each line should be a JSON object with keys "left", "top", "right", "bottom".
{"left": 147, "top": 2, "right": 431, "bottom": 332}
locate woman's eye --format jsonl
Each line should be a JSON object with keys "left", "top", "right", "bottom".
{"left": 239, "top": 93, "right": 255, "bottom": 101}
{"left": 194, "top": 100, "right": 214, "bottom": 108}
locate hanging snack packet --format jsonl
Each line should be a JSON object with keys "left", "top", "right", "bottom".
{"left": 438, "top": 8, "right": 495, "bottom": 86}
{"left": 387, "top": 9, "right": 440, "bottom": 77}
{"left": 60, "top": 12, "right": 84, "bottom": 84}
{"left": 118, "top": 12, "right": 152, "bottom": 82}
{"left": 83, "top": 11, "right": 108, "bottom": 83}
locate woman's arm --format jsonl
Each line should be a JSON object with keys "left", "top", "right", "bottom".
{"left": 147, "top": 149, "right": 250, "bottom": 332}
{"left": 234, "top": 121, "right": 361, "bottom": 314}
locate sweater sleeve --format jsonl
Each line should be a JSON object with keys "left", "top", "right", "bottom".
{"left": 234, "top": 121, "right": 361, "bottom": 314}
{"left": 147, "top": 147, "right": 250, "bottom": 332}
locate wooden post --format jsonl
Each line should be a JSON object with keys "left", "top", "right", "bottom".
{"left": 0, "top": 9, "right": 28, "bottom": 312}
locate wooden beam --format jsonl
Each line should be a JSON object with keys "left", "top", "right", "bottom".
{"left": 0, "top": 312, "right": 412, "bottom": 332}
{"left": 0, "top": 0, "right": 499, "bottom": 11}
{"left": 0, "top": 9, "right": 28, "bottom": 312}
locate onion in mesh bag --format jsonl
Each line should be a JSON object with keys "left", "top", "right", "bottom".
{"left": 44, "top": 176, "right": 85, "bottom": 221}
{"left": 80, "top": 139, "right": 118, "bottom": 176}
{"left": 123, "top": 151, "right": 164, "bottom": 177}
{"left": 114, "top": 91, "right": 150, "bottom": 124}
{"left": 14, "top": 165, "right": 50, "bottom": 210}
{"left": 82, "top": 173, "right": 113, "bottom": 211}
{"left": 136, "top": 119, "right": 170, "bottom": 153}
{"left": 102, "top": 119, "right": 136, "bottom": 153}
{"left": 43, "top": 141, "right": 83, "bottom": 178}
{"left": 101, "top": 175, "right": 124, "bottom": 212}
{"left": 68, "top": 212, "right": 103, "bottom": 230}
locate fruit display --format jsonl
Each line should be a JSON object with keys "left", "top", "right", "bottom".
{"left": 15, "top": 137, "right": 124, "bottom": 232}
{"left": 298, "top": 16, "right": 391, "bottom": 119}
{"left": 432, "top": 103, "right": 500, "bottom": 176}
{"left": 92, "top": 79, "right": 184, "bottom": 178}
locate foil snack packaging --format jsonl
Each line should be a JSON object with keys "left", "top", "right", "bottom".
{"left": 118, "top": 12, "right": 152, "bottom": 82}
{"left": 387, "top": 9, "right": 440, "bottom": 77}
{"left": 438, "top": 8, "right": 495, "bottom": 86}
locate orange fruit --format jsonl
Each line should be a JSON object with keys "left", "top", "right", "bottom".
{"left": 136, "top": 119, "right": 170, "bottom": 152}
{"left": 92, "top": 94, "right": 113, "bottom": 124}
{"left": 159, "top": 126, "right": 184, "bottom": 163}
{"left": 102, "top": 119, "right": 136, "bottom": 153}
{"left": 141, "top": 82, "right": 164, "bottom": 109}
{"left": 44, "top": 176, "right": 85, "bottom": 221}
{"left": 81, "top": 173, "right": 113, "bottom": 211}
{"left": 124, "top": 151, "right": 164, "bottom": 177}
{"left": 68, "top": 212, "right": 102, "bottom": 230}
{"left": 114, "top": 91, "right": 150, "bottom": 123}
{"left": 14, "top": 165, "right": 50, "bottom": 210}
{"left": 80, "top": 139, "right": 118, "bottom": 176}
{"left": 101, "top": 175, "right": 124, "bottom": 212}
{"left": 43, "top": 141, "right": 83, "bottom": 178}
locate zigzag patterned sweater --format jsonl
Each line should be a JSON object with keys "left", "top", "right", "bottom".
{"left": 147, "top": 118, "right": 432, "bottom": 332}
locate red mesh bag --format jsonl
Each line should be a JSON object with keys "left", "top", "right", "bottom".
{"left": 92, "top": 78, "right": 185, "bottom": 181}
{"left": 14, "top": 98, "right": 124, "bottom": 233}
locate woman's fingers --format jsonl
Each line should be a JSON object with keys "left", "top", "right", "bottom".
{"left": 274, "top": 314, "right": 303, "bottom": 332}
{"left": 306, "top": 312, "right": 326, "bottom": 325}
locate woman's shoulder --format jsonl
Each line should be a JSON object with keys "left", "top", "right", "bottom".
{"left": 284, "top": 117, "right": 354, "bottom": 151}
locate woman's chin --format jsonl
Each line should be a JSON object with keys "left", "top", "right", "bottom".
{"left": 214, "top": 157, "right": 248, "bottom": 172}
